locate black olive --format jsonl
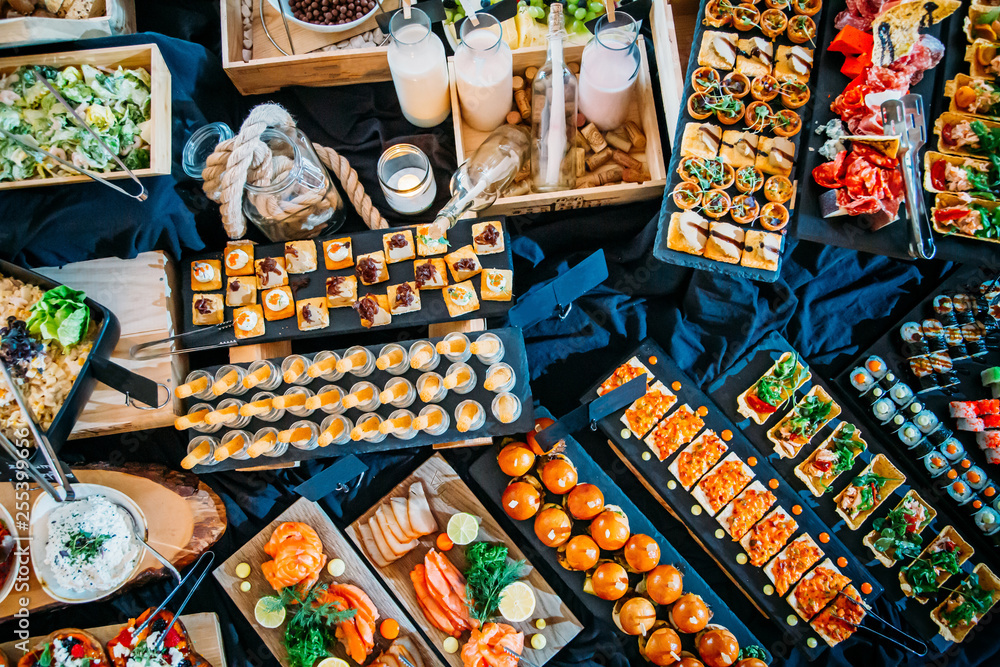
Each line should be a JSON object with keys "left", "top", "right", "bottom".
{"left": 152, "top": 618, "right": 168, "bottom": 632}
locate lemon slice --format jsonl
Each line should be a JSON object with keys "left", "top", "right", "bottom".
{"left": 531, "top": 633, "right": 546, "bottom": 650}
{"left": 447, "top": 512, "right": 480, "bottom": 546}
{"left": 499, "top": 581, "right": 536, "bottom": 622}
{"left": 254, "top": 596, "right": 286, "bottom": 628}
{"left": 316, "top": 659, "right": 350, "bottom": 667}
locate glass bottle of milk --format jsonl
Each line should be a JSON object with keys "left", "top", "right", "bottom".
{"left": 578, "top": 13, "right": 641, "bottom": 131}
{"left": 387, "top": 8, "right": 452, "bottom": 128}
{"left": 455, "top": 14, "right": 513, "bottom": 132}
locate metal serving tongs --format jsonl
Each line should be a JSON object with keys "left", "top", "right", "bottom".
{"left": 833, "top": 589, "right": 927, "bottom": 655}
{"left": 0, "top": 359, "right": 75, "bottom": 501}
{"left": 0, "top": 67, "right": 148, "bottom": 201}
{"left": 133, "top": 551, "right": 215, "bottom": 652}
{"left": 881, "top": 95, "right": 936, "bottom": 260}
{"left": 129, "top": 321, "right": 236, "bottom": 360}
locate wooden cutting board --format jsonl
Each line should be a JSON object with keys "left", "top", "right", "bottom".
{"left": 345, "top": 454, "right": 583, "bottom": 667}
{"left": 0, "top": 612, "right": 227, "bottom": 667}
{"left": 36, "top": 251, "right": 184, "bottom": 439}
{"left": 214, "top": 497, "right": 436, "bottom": 667}
{"left": 0, "top": 463, "right": 226, "bottom": 621}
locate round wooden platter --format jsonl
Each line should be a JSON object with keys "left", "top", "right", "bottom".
{"left": 0, "top": 612, "right": 228, "bottom": 667}
{"left": 345, "top": 453, "right": 584, "bottom": 667}
{"left": 0, "top": 463, "right": 227, "bottom": 621}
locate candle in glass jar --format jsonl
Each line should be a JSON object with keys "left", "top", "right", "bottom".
{"left": 378, "top": 144, "right": 438, "bottom": 215}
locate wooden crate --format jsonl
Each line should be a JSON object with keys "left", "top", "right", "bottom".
{"left": 0, "top": 43, "right": 171, "bottom": 190}
{"left": 449, "top": 37, "right": 667, "bottom": 216}
{"left": 0, "top": 0, "right": 135, "bottom": 48}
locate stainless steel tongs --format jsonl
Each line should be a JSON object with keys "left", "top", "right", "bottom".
{"left": 881, "top": 95, "right": 936, "bottom": 260}
{"left": 129, "top": 321, "right": 236, "bottom": 360}
{"left": 833, "top": 588, "right": 927, "bottom": 655}
{"left": 0, "top": 67, "right": 148, "bottom": 201}
{"left": 133, "top": 551, "right": 215, "bottom": 652}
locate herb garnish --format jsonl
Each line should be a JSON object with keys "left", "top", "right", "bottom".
{"left": 903, "top": 547, "right": 962, "bottom": 596}
{"left": 784, "top": 395, "right": 834, "bottom": 437}
{"left": 941, "top": 573, "right": 996, "bottom": 627}
{"left": 848, "top": 472, "right": 899, "bottom": 513}
{"left": 465, "top": 542, "right": 527, "bottom": 623}
{"left": 753, "top": 354, "right": 805, "bottom": 408}
{"left": 872, "top": 503, "right": 925, "bottom": 560}
{"left": 280, "top": 585, "right": 357, "bottom": 667}
{"left": 64, "top": 530, "right": 111, "bottom": 563}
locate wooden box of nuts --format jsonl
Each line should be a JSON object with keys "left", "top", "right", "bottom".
{"left": 0, "top": 0, "right": 135, "bottom": 48}
{"left": 448, "top": 37, "right": 668, "bottom": 216}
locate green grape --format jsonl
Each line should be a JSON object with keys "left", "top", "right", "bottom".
{"left": 588, "top": 2, "right": 603, "bottom": 12}
{"left": 530, "top": 5, "right": 544, "bottom": 17}
{"left": 567, "top": 2, "right": 578, "bottom": 13}
{"left": 584, "top": 9, "right": 597, "bottom": 20}
{"left": 574, "top": 7, "right": 586, "bottom": 19}
{"left": 445, "top": 8, "right": 453, "bottom": 21}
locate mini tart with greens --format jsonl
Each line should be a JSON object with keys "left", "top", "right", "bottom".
{"left": 735, "top": 166, "right": 765, "bottom": 194}
{"left": 736, "top": 352, "right": 810, "bottom": 424}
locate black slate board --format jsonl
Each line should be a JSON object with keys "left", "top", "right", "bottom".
{"left": 652, "top": 0, "right": 829, "bottom": 282}
{"left": 830, "top": 265, "right": 1000, "bottom": 560}
{"left": 185, "top": 327, "right": 533, "bottom": 472}
{"left": 468, "top": 406, "right": 772, "bottom": 663}
{"left": 584, "top": 339, "right": 883, "bottom": 660}
{"left": 707, "top": 331, "right": 975, "bottom": 652}
{"left": 794, "top": 0, "right": 998, "bottom": 264}
{"left": 179, "top": 218, "right": 514, "bottom": 348}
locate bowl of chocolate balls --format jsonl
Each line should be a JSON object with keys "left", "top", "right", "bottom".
{"left": 267, "top": 0, "right": 383, "bottom": 32}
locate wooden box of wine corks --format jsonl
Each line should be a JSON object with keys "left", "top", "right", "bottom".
{"left": 448, "top": 35, "right": 669, "bottom": 216}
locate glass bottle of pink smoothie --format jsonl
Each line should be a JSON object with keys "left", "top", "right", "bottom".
{"left": 578, "top": 13, "right": 641, "bottom": 131}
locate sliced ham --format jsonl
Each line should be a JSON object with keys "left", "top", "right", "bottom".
{"left": 392, "top": 496, "right": 419, "bottom": 540}
{"left": 408, "top": 482, "right": 438, "bottom": 535}
{"left": 359, "top": 522, "right": 391, "bottom": 568}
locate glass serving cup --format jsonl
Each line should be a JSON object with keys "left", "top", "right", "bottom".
{"left": 249, "top": 426, "right": 286, "bottom": 458}
{"left": 381, "top": 409, "right": 417, "bottom": 440}
{"left": 213, "top": 365, "right": 249, "bottom": 396}
{"left": 352, "top": 413, "right": 387, "bottom": 443}
{"left": 281, "top": 420, "right": 320, "bottom": 451}
{"left": 186, "top": 402, "right": 221, "bottom": 434}
{"left": 210, "top": 398, "right": 250, "bottom": 429}
{"left": 455, "top": 399, "right": 486, "bottom": 433}
{"left": 308, "top": 350, "right": 345, "bottom": 381}
{"left": 343, "top": 381, "right": 381, "bottom": 412}
{"left": 275, "top": 386, "right": 314, "bottom": 417}
{"left": 409, "top": 340, "right": 441, "bottom": 372}
{"left": 241, "top": 391, "right": 284, "bottom": 422}
{"left": 470, "top": 332, "right": 505, "bottom": 364}
{"left": 415, "top": 405, "right": 450, "bottom": 435}
{"left": 319, "top": 414, "right": 353, "bottom": 447}
{"left": 484, "top": 362, "right": 516, "bottom": 393}
{"left": 436, "top": 332, "right": 471, "bottom": 363}
{"left": 492, "top": 392, "right": 522, "bottom": 424}
{"left": 177, "top": 370, "right": 214, "bottom": 400}
{"left": 380, "top": 377, "right": 416, "bottom": 408}
{"left": 217, "top": 430, "right": 252, "bottom": 462}
{"left": 443, "top": 362, "right": 477, "bottom": 395}
{"left": 181, "top": 435, "right": 218, "bottom": 469}
{"left": 417, "top": 372, "right": 447, "bottom": 404}
{"left": 337, "top": 345, "right": 376, "bottom": 377}
{"left": 281, "top": 354, "right": 311, "bottom": 385}
{"left": 376, "top": 343, "right": 409, "bottom": 375}
{"left": 307, "top": 385, "right": 345, "bottom": 415}
{"left": 243, "top": 360, "right": 282, "bottom": 391}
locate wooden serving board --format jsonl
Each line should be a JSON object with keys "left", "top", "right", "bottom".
{"left": 1, "top": 612, "right": 227, "bottom": 667}
{"left": 0, "top": 464, "right": 227, "bottom": 622}
{"left": 346, "top": 454, "right": 583, "bottom": 667}
{"left": 214, "top": 497, "right": 436, "bottom": 667}
{"left": 36, "top": 251, "right": 184, "bottom": 439}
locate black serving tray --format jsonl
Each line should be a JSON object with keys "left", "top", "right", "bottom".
{"left": 708, "top": 331, "right": 982, "bottom": 652}
{"left": 185, "top": 327, "right": 533, "bottom": 472}
{"left": 584, "top": 339, "right": 883, "bottom": 660}
{"left": 829, "top": 266, "right": 1000, "bottom": 560}
{"left": 794, "top": 0, "right": 997, "bottom": 264}
{"left": 178, "top": 218, "right": 514, "bottom": 349}
{"left": 652, "top": 0, "right": 829, "bottom": 282}
{"left": 468, "top": 406, "right": 772, "bottom": 663}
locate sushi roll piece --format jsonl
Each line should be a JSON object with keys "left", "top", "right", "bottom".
{"left": 914, "top": 410, "right": 940, "bottom": 434}
{"left": 927, "top": 350, "right": 954, "bottom": 374}
{"left": 957, "top": 417, "right": 986, "bottom": 432}
{"left": 908, "top": 357, "right": 939, "bottom": 393}
{"left": 877, "top": 371, "right": 899, "bottom": 391}
{"left": 944, "top": 326, "right": 969, "bottom": 359}
{"left": 938, "top": 371, "right": 962, "bottom": 391}
{"left": 974, "top": 506, "right": 1000, "bottom": 535}
{"left": 941, "top": 437, "right": 966, "bottom": 462}
{"left": 889, "top": 382, "right": 914, "bottom": 407}
{"left": 887, "top": 413, "right": 907, "bottom": 434}
{"left": 946, "top": 479, "right": 975, "bottom": 505}
{"left": 849, "top": 367, "right": 875, "bottom": 394}
{"left": 952, "top": 294, "right": 977, "bottom": 325}
{"left": 981, "top": 367, "right": 1000, "bottom": 386}
{"left": 984, "top": 415, "right": 1000, "bottom": 429}
{"left": 962, "top": 323, "right": 988, "bottom": 357}
{"left": 922, "top": 320, "right": 947, "bottom": 352}
{"left": 924, "top": 451, "right": 951, "bottom": 478}
{"left": 865, "top": 355, "right": 889, "bottom": 380}
{"left": 900, "top": 321, "right": 929, "bottom": 357}
{"left": 862, "top": 385, "right": 887, "bottom": 408}
{"left": 933, "top": 295, "right": 958, "bottom": 326}
{"left": 964, "top": 465, "right": 989, "bottom": 492}
{"left": 928, "top": 426, "right": 955, "bottom": 447}
{"left": 978, "top": 430, "right": 1000, "bottom": 451}
{"left": 986, "top": 448, "right": 1000, "bottom": 465}
{"left": 872, "top": 397, "right": 898, "bottom": 424}
{"left": 905, "top": 400, "right": 924, "bottom": 418}
{"left": 950, "top": 401, "right": 978, "bottom": 419}
{"left": 982, "top": 483, "right": 998, "bottom": 503}
{"left": 975, "top": 399, "right": 1000, "bottom": 416}
{"left": 897, "top": 422, "right": 924, "bottom": 448}
{"left": 912, "top": 439, "right": 934, "bottom": 458}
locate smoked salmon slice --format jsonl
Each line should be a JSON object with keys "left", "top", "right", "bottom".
{"left": 261, "top": 522, "right": 327, "bottom": 596}
{"left": 460, "top": 623, "right": 523, "bottom": 667}
{"left": 410, "top": 564, "right": 459, "bottom": 636}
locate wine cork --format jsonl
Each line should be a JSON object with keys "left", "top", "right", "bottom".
{"left": 579, "top": 164, "right": 623, "bottom": 188}
{"left": 574, "top": 147, "right": 586, "bottom": 177}
{"left": 485, "top": 366, "right": 512, "bottom": 392}
{"left": 248, "top": 432, "right": 277, "bottom": 457}
{"left": 514, "top": 89, "right": 531, "bottom": 120}
{"left": 576, "top": 129, "right": 591, "bottom": 152}
{"left": 512, "top": 75, "right": 525, "bottom": 91}
{"left": 214, "top": 434, "right": 245, "bottom": 462}
{"left": 376, "top": 348, "right": 404, "bottom": 371}
{"left": 205, "top": 404, "right": 238, "bottom": 426}
{"left": 624, "top": 120, "right": 646, "bottom": 150}
{"left": 174, "top": 410, "right": 209, "bottom": 430}
{"left": 318, "top": 419, "right": 345, "bottom": 447}
{"left": 410, "top": 345, "right": 432, "bottom": 369}
{"left": 306, "top": 390, "right": 341, "bottom": 411}
{"left": 272, "top": 392, "right": 307, "bottom": 409}
{"left": 514, "top": 158, "right": 532, "bottom": 183}
{"left": 576, "top": 112, "right": 586, "bottom": 128}
{"left": 612, "top": 149, "right": 642, "bottom": 171}
{"left": 506, "top": 110, "right": 523, "bottom": 125}
{"left": 212, "top": 369, "right": 239, "bottom": 396}
{"left": 568, "top": 61, "right": 580, "bottom": 75}
{"left": 623, "top": 167, "right": 648, "bottom": 184}
{"left": 457, "top": 403, "right": 480, "bottom": 433}
{"left": 278, "top": 426, "right": 312, "bottom": 444}
{"left": 496, "top": 394, "right": 518, "bottom": 423}
{"left": 308, "top": 355, "right": 338, "bottom": 378}
{"left": 606, "top": 129, "right": 633, "bottom": 153}
{"left": 586, "top": 147, "right": 613, "bottom": 172}
{"left": 379, "top": 415, "right": 412, "bottom": 435}
{"left": 342, "top": 385, "right": 374, "bottom": 409}
{"left": 180, "top": 441, "right": 212, "bottom": 469}
{"left": 336, "top": 350, "right": 368, "bottom": 374}
{"left": 524, "top": 66, "right": 538, "bottom": 81}
{"left": 581, "top": 123, "right": 608, "bottom": 153}
{"left": 437, "top": 339, "right": 466, "bottom": 355}
{"left": 243, "top": 364, "right": 271, "bottom": 388}
{"left": 470, "top": 338, "right": 500, "bottom": 356}
{"left": 379, "top": 382, "right": 406, "bottom": 404}
{"left": 240, "top": 398, "right": 274, "bottom": 417}
{"left": 503, "top": 181, "right": 532, "bottom": 197}
{"left": 175, "top": 376, "right": 208, "bottom": 399}
{"left": 444, "top": 367, "right": 471, "bottom": 390}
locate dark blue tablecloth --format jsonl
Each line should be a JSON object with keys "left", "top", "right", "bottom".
{"left": 0, "top": 4, "right": 990, "bottom": 667}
